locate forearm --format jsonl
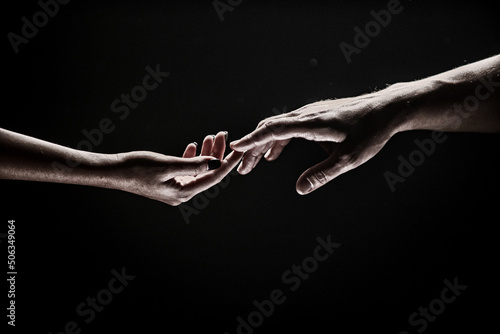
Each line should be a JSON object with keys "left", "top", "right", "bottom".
{"left": 0, "top": 128, "right": 121, "bottom": 189}
{"left": 382, "top": 54, "right": 500, "bottom": 134}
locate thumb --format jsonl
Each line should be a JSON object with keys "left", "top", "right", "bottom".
{"left": 296, "top": 153, "right": 350, "bottom": 195}
{"left": 168, "top": 156, "right": 221, "bottom": 177}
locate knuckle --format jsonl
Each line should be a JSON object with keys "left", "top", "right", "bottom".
{"left": 248, "top": 150, "right": 262, "bottom": 158}
{"left": 262, "top": 121, "right": 279, "bottom": 138}
{"left": 337, "top": 152, "right": 359, "bottom": 171}
{"left": 257, "top": 115, "right": 275, "bottom": 128}
{"left": 257, "top": 119, "right": 268, "bottom": 128}
{"left": 312, "top": 170, "right": 329, "bottom": 185}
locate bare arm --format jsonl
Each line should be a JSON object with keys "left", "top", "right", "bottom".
{"left": 0, "top": 128, "right": 242, "bottom": 205}
{"left": 389, "top": 54, "right": 500, "bottom": 133}
{"left": 230, "top": 54, "right": 500, "bottom": 194}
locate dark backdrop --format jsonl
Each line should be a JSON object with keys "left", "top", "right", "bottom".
{"left": 3, "top": 1, "right": 499, "bottom": 333}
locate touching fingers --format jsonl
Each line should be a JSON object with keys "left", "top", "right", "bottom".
{"left": 173, "top": 130, "right": 229, "bottom": 178}
{"left": 230, "top": 117, "right": 299, "bottom": 175}
{"left": 168, "top": 156, "right": 221, "bottom": 178}
{"left": 236, "top": 138, "right": 276, "bottom": 175}
{"left": 185, "top": 150, "right": 243, "bottom": 195}
{"left": 230, "top": 118, "right": 298, "bottom": 152}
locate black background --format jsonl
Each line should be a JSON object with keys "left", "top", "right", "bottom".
{"left": 2, "top": 1, "right": 499, "bottom": 333}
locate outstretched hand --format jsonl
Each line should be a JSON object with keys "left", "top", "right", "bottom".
{"left": 116, "top": 131, "right": 243, "bottom": 205}
{"left": 230, "top": 55, "right": 500, "bottom": 195}
{"left": 230, "top": 97, "right": 400, "bottom": 194}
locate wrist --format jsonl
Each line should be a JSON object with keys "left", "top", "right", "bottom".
{"left": 375, "top": 78, "right": 448, "bottom": 134}
{"left": 99, "top": 151, "right": 165, "bottom": 195}
{"left": 72, "top": 151, "right": 128, "bottom": 191}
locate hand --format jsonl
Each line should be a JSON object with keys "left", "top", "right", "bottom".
{"left": 116, "top": 131, "right": 243, "bottom": 205}
{"left": 230, "top": 96, "right": 401, "bottom": 195}
{"left": 0, "top": 128, "right": 242, "bottom": 206}
{"left": 231, "top": 55, "right": 500, "bottom": 195}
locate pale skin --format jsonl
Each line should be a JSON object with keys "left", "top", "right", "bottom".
{"left": 2, "top": 55, "right": 499, "bottom": 203}
{"left": 230, "top": 55, "right": 500, "bottom": 194}
{"left": 0, "top": 129, "right": 243, "bottom": 206}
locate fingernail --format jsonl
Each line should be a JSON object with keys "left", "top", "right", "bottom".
{"left": 207, "top": 159, "right": 221, "bottom": 170}
{"left": 192, "top": 142, "right": 198, "bottom": 147}
{"left": 224, "top": 131, "right": 229, "bottom": 142}
{"left": 211, "top": 134, "right": 216, "bottom": 141}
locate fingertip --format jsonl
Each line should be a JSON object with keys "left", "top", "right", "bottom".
{"left": 212, "top": 131, "right": 227, "bottom": 160}
{"left": 229, "top": 140, "right": 240, "bottom": 150}
{"left": 296, "top": 178, "right": 313, "bottom": 195}
{"left": 264, "top": 149, "right": 279, "bottom": 161}
{"left": 182, "top": 142, "right": 198, "bottom": 158}
{"left": 230, "top": 137, "right": 251, "bottom": 152}
{"left": 236, "top": 163, "right": 250, "bottom": 175}
{"left": 200, "top": 135, "right": 214, "bottom": 153}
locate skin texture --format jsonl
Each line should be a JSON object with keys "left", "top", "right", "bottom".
{"left": 2, "top": 55, "right": 499, "bottom": 202}
{"left": 0, "top": 129, "right": 242, "bottom": 206}
{"left": 230, "top": 54, "right": 500, "bottom": 195}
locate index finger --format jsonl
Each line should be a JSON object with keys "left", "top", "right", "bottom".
{"left": 229, "top": 118, "right": 299, "bottom": 152}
